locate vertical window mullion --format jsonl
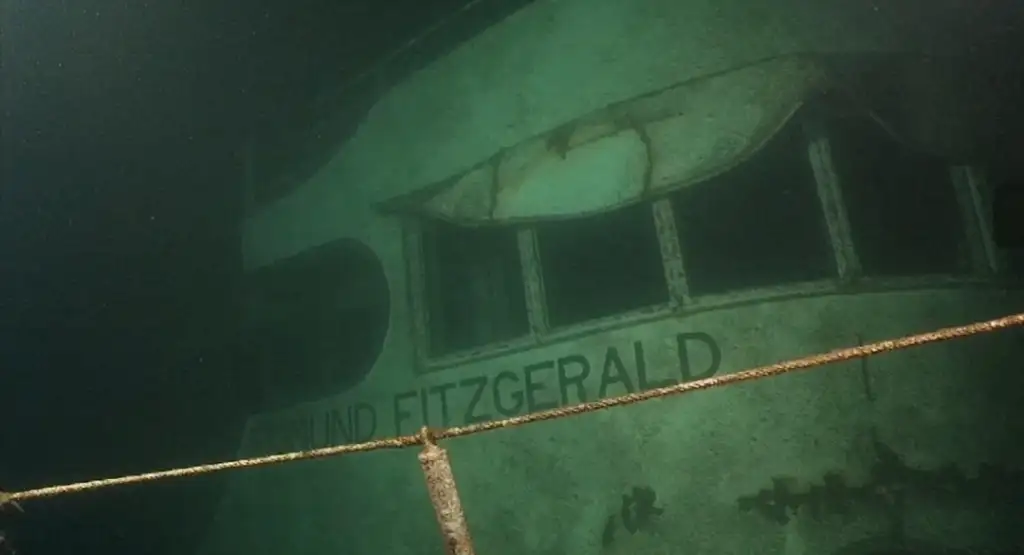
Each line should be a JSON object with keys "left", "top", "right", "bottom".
{"left": 517, "top": 227, "right": 550, "bottom": 337}
{"left": 403, "top": 218, "right": 433, "bottom": 366}
{"left": 651, "top": 198, "right": 691, "bottom": 306}
{"left": 950, "top": 165, "right": 999, "bottom": 275}
{"left": 804, "top": 119, "right": 861, "bottom": 280}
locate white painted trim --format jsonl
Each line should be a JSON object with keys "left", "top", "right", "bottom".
{"left": 651, "top": 198, "right": 691, "bottom": 307}
{"left": 805, "top": 119, "right": 860, "bottom": 280}
{"left": 518, "top": 228, "right": 551, "bottom": 337}
{"left": 952, "top": 165, "right": 1000, "bottom": 275}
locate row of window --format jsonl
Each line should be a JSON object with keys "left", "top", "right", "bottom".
{"left": 240, "top": 98, "right": 1017, "bottom": 409}
{"left": 414, "top": 106, "right": 1002, "bottom": 359}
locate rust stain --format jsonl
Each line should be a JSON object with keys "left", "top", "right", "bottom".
{"left": 545, "top": 123, "right": 575, "bottom": 160}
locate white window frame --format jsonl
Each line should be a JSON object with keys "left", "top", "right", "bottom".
{"left": 404, "top": 112, "right": 1004, "bottom": 371}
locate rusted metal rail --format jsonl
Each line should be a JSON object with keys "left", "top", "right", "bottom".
{"left": 2, "top": 311, "right": 1023, "bottom": 553}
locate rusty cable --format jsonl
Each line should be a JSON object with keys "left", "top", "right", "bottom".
{"left": 2, "top": 311, "right": 1022, "bottom": 508}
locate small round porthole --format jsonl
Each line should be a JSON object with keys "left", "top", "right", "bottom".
{"left": 241, "top": 239, "right": 390, "bottom": 409}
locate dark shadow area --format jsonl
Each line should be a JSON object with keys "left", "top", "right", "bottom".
{"left": 242, "top": 239, "right": 391, "bottom": 410}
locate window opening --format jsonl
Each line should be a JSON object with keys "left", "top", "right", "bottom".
{"left": 421, "top": 220, "right": 529, "bottom": 356}
{"left": 534, "top": 202, "right": 669, "bottom": 328}
{"left": 671, "top": 118, "right": 836, "bottom": 296}
{"left": 986, "top": 172, "right": 1024, "bottom": 277}
{"left": 828, "top": 116, "right": 970, "bottom": 277}
{"left": 242, "top": 239, "right": 390, "bottom": 410}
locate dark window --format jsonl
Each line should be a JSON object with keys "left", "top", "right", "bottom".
{"left": 671, "top": 120, "right": 835, "bottom": 296}
{"left": 829, "top": 116, "right": 970, "bottom": 276}
{"left": 990, "top": 176, "right": 1024, "bottom": 277}
{"left": 421, "top": 220, "right": 529, "bottom": 355}
{"left": 535, "top": 202, "right": 668, "bottom": 327}
{"left": 242, "top": 239, "right": 390, "bottom": 410}
{"left": 1000, "top": 248, "right": 1024, "bottom": 278}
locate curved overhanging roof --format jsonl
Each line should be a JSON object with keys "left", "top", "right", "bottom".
{"left": 375, "top": 51, "right": 1003, "bottom": 224}
{"left": 377, "top": 54, "right": 823, "bottom": 223}
{"left": 241, "top": 0, "right": 1018, "bottom": 267}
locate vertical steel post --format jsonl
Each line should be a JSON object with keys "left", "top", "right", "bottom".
{"left": 418, "top": 427, "right": 477, "bottom": 555}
